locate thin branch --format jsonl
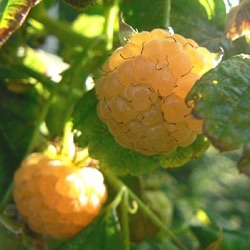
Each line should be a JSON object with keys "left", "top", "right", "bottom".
{"left": 102, "top": 169, "right": 188, "bottom": 250}
{"left": 120, "top": 188, "right": 130, "bottom": 250}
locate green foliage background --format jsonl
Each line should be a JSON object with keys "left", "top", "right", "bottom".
{"left": 0, "top": 0, "right": 250, "bottom": 249}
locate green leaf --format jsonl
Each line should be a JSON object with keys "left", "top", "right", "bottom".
{"left": 159, "top": 135, "right": 210, "bottom": 168}
{"left": 120, "top": 0, "right": 170, "bottom": 31}
{"left": 172, "top": 0, "right": 207, "bottom": 22}
{"left": 0, "top": 0, "right": 41, "bottom": 46}
{"left": 190, "top": 146, "right": 250, "bottom": 230}
{"left": 0, "top": 83, "right": 41, "bottom": 198}
{"left": 238, "top": 143, "right": 250, "bottom": 176}
{"left": 199, "top": 0, "right": 226, "bottom": 29}
{"left": 213, "top": 0, "right": 226, "bottom": 30}
{"left": 0, "top": 134, "right": 17, "bottom": 201}
{"left": 188, "top": 54, "right": 250, "bottom": 152}
{"left": 131, "top": 239, "right": 179, "bottom": 250}
{"left": 191, "top": 226, "right": 250, "bottom": 250}
{"left": 0, "top": 84, "right": 41, "bottom": 153}
{"left": 56, "top": 212, "right": 122, "bottom": 250}
{"left": 170, "top": 0, "right": 222, "bottom": 43}
{"left": 0, "top": 226, "right": 26, "bottom": 250}
{"left": 72, "top": 13, "right": 104, "bottom": 38}
{"left": 73, "top": 89, "right": 209, "bottom": 175}
{"left": 206, "top": 228, "right": 223, "bottom": 250}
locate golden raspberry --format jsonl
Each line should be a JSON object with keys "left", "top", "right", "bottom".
{"left": 96, "top": 28, "right": 220, "bottom": 155}
{"left": 13, "top": 153, "right": 107, "bottom": 239}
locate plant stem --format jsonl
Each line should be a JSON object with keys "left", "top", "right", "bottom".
{"left": 103, "top": 0, "right": 120, "bottom": 50}
{"left": 0, "top": 213, "right": 23, "bottom": 234}
{"left": 128, "top": 191, "right": 187, "bottom": 250}
{"left": 120, "top": 188, "right": 130, "bottom": 250}
{"left": 165, "top": 0, "right": 171, "bottom": 28}
{"left": 25, "top": 87, "right": 57, "bottom": 155}
{"left": 30, "top": 3, "right": 92, "bottom": 47}
{"left": 103, "top": 169, "right": 188, "bottom": 250}
{"left": 61, "top": 121, "right": 75, "bottom": 159}
{"left": 104, "top": 185, "right": 130, "bottom": 250}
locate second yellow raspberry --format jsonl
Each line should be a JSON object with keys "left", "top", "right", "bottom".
{"left": 13, "top": 153, "right": 107, "bottom": 238}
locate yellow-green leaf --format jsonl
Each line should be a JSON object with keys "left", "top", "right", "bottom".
{"left": 0, "top": 0, "right": 40, "bottom": 46}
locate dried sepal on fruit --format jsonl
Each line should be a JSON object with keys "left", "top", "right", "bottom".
{"left": 13, "top": 146, "right": 107, "bottom": 239}
{"left": 96, "top": 28, "right": 221, "bottom": 156}
{"left": 225, "top": 0, "right": 250, "bottom": 40}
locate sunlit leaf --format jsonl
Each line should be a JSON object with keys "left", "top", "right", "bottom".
{"left": 199, "top": 0, "right": 216, "bottom": 20}
{"left": 72, "top": 13, "right": 104, "bottom": 38}
{"left": 188, "top": 54, "right": 250, "bottom": 152}
{"left": 159, "top": 135, "right": 210, "bottom": 168}
{"left": 0, "top": 0, "right": 41, "bottom": 46}
{"left": 199, "top": 0, "right": 226, "bottom": 29}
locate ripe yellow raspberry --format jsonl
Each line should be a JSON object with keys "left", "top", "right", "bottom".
{"left": 13, "top": 153, "right": 107, "bottom": 239}
{"left": 96, "top": 28, "right": 220, "bottom": 155}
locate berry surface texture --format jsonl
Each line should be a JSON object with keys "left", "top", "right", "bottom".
{"left": 96, "top": 28, "right": 219, "bottom": 155}
{"left": 13, "top": 153, "right": 107, "bottom": 238}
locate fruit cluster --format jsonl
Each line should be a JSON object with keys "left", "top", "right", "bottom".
{"left": 96, "top": 29, "right": 220, "bottom": 155}
{"left": 13, "top": 153, "right": 107, "bottom": 238}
